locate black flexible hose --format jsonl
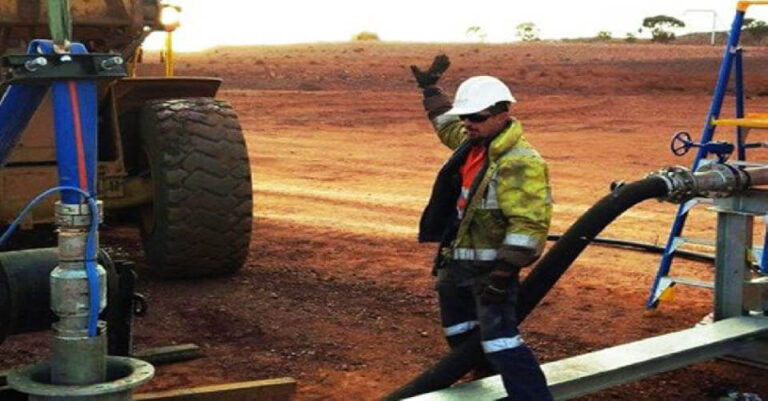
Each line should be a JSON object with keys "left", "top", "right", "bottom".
{"left": 383, "top": 177, "right": 669, "bottom": 400}
{"left": 546, "top": 234, "right": 714, "bottom": 264}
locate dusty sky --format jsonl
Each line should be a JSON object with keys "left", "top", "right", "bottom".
{"left": 144, "top": 0, "right": 768, "bottom": 51}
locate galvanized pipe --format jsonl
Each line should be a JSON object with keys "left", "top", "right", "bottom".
{"left": 743, "top": 165, "right": 768, "bottom": 187}
{"left": 653, "top": 164, "right": 768, "bottom": 203}
{"left": 50, "top": 201, "right": 107, "bottom": 385}
{"left": 50, "top": 330, "right": 107, "bottom": 385}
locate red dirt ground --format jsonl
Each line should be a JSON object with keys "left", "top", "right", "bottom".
{"left": 3, "top": 42, "right": 768, "bottom": 400}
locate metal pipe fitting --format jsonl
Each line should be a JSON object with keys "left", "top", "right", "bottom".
{"left": 51, "top": 201, "right": 106, "bottom": 337}
{"left": 49, "top": 199, "right": 107, "bottom": 390}
{"left": 55, "top": 201, "right": 103, "bottom": 228}
{"left": 692, "top": 163, "right": 750, "bottom": 198}
{"left": 8, "top": 356, "right": 154, "bottom": 401}
{"left": 648, "top": 163, "right": 768, "bottom": 203}
{"left": 50, "top": 261, "right": 106, "bottom": 335}
{"left": 51, "top": 324, "right": 107, "bottom": 385}
{"left": 648, "top": 166, "right": 696, "bottom": 203}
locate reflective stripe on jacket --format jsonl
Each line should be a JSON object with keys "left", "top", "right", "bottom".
{"left": 432, "top": 117, "right": 553, "bottom": 262}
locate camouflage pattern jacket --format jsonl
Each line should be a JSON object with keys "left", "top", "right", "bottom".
{"left": 419, "top": 117, "right": 553, "bottom": 272}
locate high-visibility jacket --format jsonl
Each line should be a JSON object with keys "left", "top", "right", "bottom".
{"left": 419, "top": 116, "right": 552, "bottom": 267}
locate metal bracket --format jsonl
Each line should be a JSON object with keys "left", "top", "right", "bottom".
{"left": 1, "top": 54, "right": 127, "bottom": 85}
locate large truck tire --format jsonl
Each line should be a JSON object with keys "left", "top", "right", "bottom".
{"left": 138, "top": 98, "right": 252, "bottom": 278}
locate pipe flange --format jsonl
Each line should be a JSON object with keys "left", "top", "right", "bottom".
{"left": 648, "top": 166, "right": 696, "bottom": 203}
{"left": 7, "top": 356, "right": 154, "bottom": 399}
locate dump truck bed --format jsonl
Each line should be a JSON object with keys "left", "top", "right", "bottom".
{"left": 0, "top": 0, "right": 160, "bottom": 55}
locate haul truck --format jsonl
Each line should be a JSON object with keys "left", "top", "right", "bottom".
{"left": 0, "top": 0, "right": 253, "bottom": 278}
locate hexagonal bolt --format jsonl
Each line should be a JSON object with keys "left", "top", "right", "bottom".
{"left": 24, "top": 57, "right": 48, "bottom": 72}
{"left": 100, "top": 56, "right": 124, "bottom": 71}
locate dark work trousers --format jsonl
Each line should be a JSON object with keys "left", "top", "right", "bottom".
{"left": 437, "top": 272, "right": 553, "bottom": 401}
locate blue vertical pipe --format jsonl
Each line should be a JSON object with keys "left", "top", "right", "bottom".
{"left": 49, "top": 40, "right": 100, "bottom": 336}
{"left": 647, "top": 10, "right": 746, "bottom": 309}
{"left": 735, "top": 50, "right": 746, "bottom": 161}
{"left": 31, "top": 39, "right": 101, "bottom": 336}
{"left": 29, "top": 40, "right": 99, "bottom": 204}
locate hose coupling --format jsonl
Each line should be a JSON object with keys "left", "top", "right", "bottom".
{"left": 55, "top": 200, "right": 103, "bottom": 228}
{"left": 649, "top": 163, "right": 751, "bottom": 204}
{"left": 648, "top": 166, "right": 696, "bottom": 203}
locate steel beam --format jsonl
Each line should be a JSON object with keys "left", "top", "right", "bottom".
{"left": 405, "top": 316, "right": 768, "bottom": 401}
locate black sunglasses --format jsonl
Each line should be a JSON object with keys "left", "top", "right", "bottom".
{"left": 459, "top": 113, "right": 493, "bottom": 123}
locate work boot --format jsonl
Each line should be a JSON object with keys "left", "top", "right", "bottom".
{"left": 485, "top": 344, "right": 553, "bottom": 401}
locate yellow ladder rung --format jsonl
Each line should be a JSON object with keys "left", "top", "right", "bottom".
{"left": 711, "top": 117, "right": 768, "bottom": 128}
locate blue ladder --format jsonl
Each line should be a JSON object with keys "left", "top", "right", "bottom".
{"left": 648, "top": 2, "right": 768, "bottom": 309}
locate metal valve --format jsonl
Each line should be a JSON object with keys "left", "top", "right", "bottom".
{"left": 670, "top": 131, "right": 734, "bottom": 163}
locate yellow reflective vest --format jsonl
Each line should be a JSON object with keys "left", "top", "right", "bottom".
{"left": 420, "top": 117, "right": 553, "bottom": 266}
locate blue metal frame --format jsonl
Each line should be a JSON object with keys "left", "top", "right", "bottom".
{"left": 0, "top": 40, "right": 98, "bottom": 198}
{"left": 0, "top": 42, "right": 54, "bottom": 167}
{"left": 647, "top": 10, "right": 748, "bottom": 309}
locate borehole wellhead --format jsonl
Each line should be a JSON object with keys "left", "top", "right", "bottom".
{"left": 50, "top": 200, "right": 107, "bottom": 384}
{"left": 8, "top": 199, "right": 154, "bottom": 401}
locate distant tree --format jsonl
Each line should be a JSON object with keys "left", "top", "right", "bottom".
{"left": 466, "top": 26, "right": 488, "bottom": 42}
{"left": 596, "top": 31, "right": 612, "bottom": 41}
{"left": 515, "top": 22, "right": 540, "bottom": 42}
{"left": 625, "top": 32, "right": 637, "bottom": 43}
{"left": 743, "top": 18, "right": 768, "bottom": 41}
{"left": 743, "top": 18, "right": 761, "bottom": 29}
{"left": 351, "top": 31, "right": 380, "bottom": 41}
{"left": 642, "top": 15, "right": 685, "bottom": 43}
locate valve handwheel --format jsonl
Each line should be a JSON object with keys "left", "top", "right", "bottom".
{"left": 670, "top": 131, "right": 692, "bottom": 156}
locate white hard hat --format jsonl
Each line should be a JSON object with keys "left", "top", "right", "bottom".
{"left": 445, "top": 76, "right": 516, "bottom": 116}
